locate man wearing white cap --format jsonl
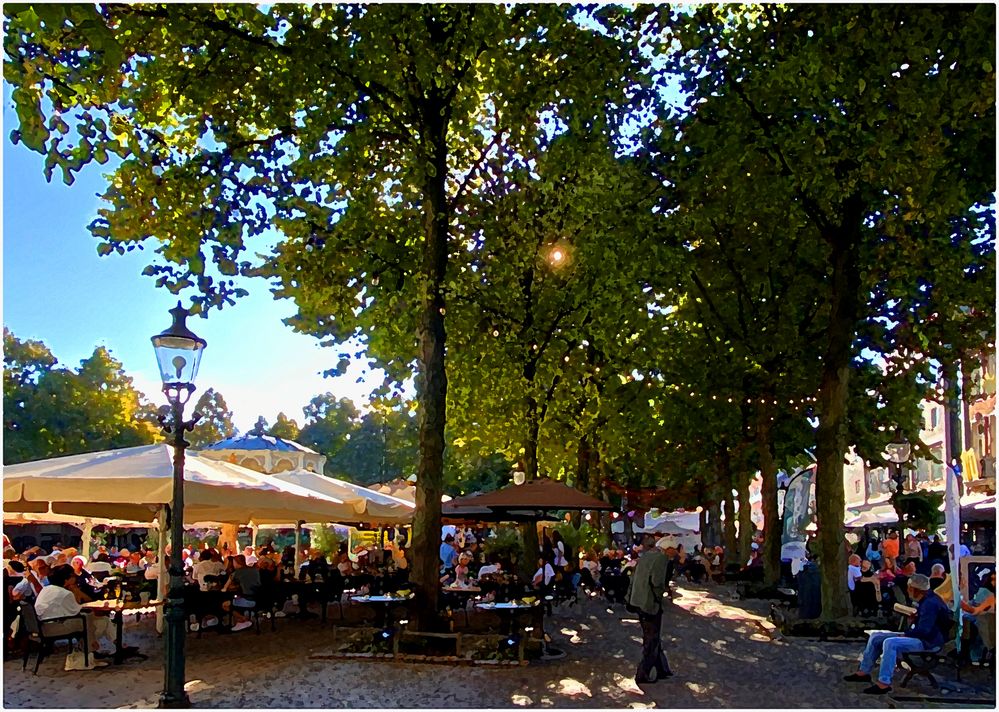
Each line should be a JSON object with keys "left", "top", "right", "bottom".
{"left": 629, "top": 534, "right": 674, "bottom": 685}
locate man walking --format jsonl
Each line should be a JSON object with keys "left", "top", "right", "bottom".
{"left": 629, "top": 535, "right": 674, "bottom": 685}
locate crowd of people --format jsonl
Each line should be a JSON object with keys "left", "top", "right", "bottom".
{"left": 839, "top": 528, "right": 996, "bottom": 693}
{"left": 3, "top": 540, "right": 150, "bottom": 663}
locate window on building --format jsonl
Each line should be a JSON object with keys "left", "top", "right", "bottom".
{"left": 854, "top": 480, "right": 861, "bottom": 494}
{"left": 931, "top": 408, "right": 939, "bottom": 429}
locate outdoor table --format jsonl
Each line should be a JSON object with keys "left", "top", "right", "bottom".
{"left": 81, "top": 599, "right": 164, "bottom": 665}
{"left": 442, "top": 585, "right": 482, "bottom": 627}
{"left": 284, "top": 578, "right": 339, "bottom": 622}
{"left": 475, "top": 600, "right": 538, "bottom": 637}
{"left": 350, "top": 593, "right": 414, "bottom": 630}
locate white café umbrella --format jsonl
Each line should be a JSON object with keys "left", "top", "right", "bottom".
{"left": 270, "top": 469, "right": 414, "bottom": 525}
{"left": 3, "top": 444, "right": 362, "bottom": 525}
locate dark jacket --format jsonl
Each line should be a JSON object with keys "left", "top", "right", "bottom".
{"left": 904, "top": 590, "right": 951, "bottom": 649}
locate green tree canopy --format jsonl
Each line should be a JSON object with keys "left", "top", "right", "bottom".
{"left": 664, "top": 3, "right": 995, "bottom": 617}
{"left": 187, "top": 387, "right": 235, "bottom": 448}
{"left": 3, "top": 329, "right": 160, "bottom": 463}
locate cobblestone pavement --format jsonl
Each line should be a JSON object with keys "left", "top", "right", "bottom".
{"left": 4, "top": 583, "right": 994, "bottom": 708}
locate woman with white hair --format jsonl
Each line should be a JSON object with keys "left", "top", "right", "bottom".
{"left": 69, "top": 555, "right": 102, "bottom": 600}
{"left": 929, "top": 563, "right": 946, "bottom": 591}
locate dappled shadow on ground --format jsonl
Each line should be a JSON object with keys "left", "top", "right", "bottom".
{"left": 3, "top": 584, "right": 991, "bottom": 708}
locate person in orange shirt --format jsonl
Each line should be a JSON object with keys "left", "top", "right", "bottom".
{"left": 882, "top": 531, "right": 900, "bottom": 563}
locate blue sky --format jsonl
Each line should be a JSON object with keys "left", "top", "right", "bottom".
{"left": 2, "top": 100, "right": 381, "bottom": 433}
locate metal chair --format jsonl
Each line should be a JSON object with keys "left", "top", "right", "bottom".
{"left": 18, "top": 602, "right": 89, "bottom": 674}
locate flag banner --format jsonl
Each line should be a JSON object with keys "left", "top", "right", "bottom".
{"left": 780, "top": 466, "right": 815, "bottom": 559}
{"left": 944, "top": 465, "right": 963, "bottom": 651}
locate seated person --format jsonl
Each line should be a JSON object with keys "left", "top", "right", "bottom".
{"left": 960, "top": 571, "right": 996, "bottom": 663}
{"left": 387, "top": 541, "right": 409, "bottom": 573}
{"left": 929, "top": 563, "right": 946, "bottom": 591}
{"left": 144, "top": 555, "right": 160, "bottom": 582}
{"left": 336, "top": 552, "right": 355, "bottom": 577}
{"left": 92, "top": 546, "right": 112, "bottom": 564}
{"left": 114, "top": 548, "right": 131, "bottom": 568}
{"left": 453, "top": 553, "right": 473, "bottom": 586}
{"left": 124, "top": 551, "right": 144, "bottom": 575}
{"left": 892, "top": 561, "right": 917, "bottom": 605}
{"left": 852, "top": 560, "right": 881, "bottom": 613}
{"left": 253, "top": 556, "right": 287, "bottom": 616}
{"left": 70, "top": 556, "right": 103, "bottom": 600}
{"left": 598, "top": 548, "right": 617, "bottom": 575}
{"left": 962, "top": 572, "right": 996, "bottom": 617}
{"left": 35, "top": 565, "right": 114, "bottom": 656}
{"left": 711, "top": 546, "right": 727, "bottom": 583}
{"left": 299, "top": 549, "right": 330, "bottom": 582}
{"left": 846, "top": 553, "right": 862, "bottom": 592}
{"left": 579, "top": 552, "right": 600, "bottom": 587}
{"left": 843, "top": 574, "right": 951, "bottom": 695}
{"left": 242, "top": 546, "right": 258, "bottom": 566}
{"left": 222, "top": 555, "right": 261, "bottom": 632}
{"left": 192, "top": 549, "right": 225, "bottom": 591}
{"left": 685, "top": 549, "right": 707, "bottom": 583}
{"left": 477, "top": 554, "right": 502, "bottom": 578}
{"left": 11, "top": 558, "right": 50, "bottom": 602}
{"left": 532, "top": 557, "right": 556, "bottom": 590}
{"left": 878, "top": 557, "right": 898, "bottom": 585}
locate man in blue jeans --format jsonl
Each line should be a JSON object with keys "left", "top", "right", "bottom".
{"left": 843, "top": 573, "right": 951, "bottom": 695}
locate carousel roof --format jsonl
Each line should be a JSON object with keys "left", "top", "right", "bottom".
{"left": 202, "top": 417, "right": 318, "bottom": 454}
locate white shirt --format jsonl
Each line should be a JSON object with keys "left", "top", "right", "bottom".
{"left": 553, "top": 541, "right": 567, "bottom": 567}
{"left": 192, "top": 560, "right": 225, "bottom": 591}
{"left": 34, "top": 585, "right": 81, "bottom": 621}
{"left": 477, "top": 564, "right": 500, "bottom": 577}
{"left": 244, "top": 553, "right": 258, "bottom": 566}
{"left": 847, "top": 564, "right": 862, "bottom": 592}
{"left": 13, "top": 575, "right": 46, "bottom": 600}
{"left": 534, "top": 563, "right": 556, "bottom": 586}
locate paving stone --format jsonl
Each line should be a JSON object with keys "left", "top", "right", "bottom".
{"left": 3, "top": 584, "right": 993, "bottom": 708}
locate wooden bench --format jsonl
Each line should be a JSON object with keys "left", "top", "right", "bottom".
{"left": 900, "top": 640, "right": 959, "bottom": 688}
{"left": 397, "top": 630, "right": 462, "bottom": 657}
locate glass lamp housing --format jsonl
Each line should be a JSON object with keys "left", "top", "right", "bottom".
{"left": 151, "top": 303, "right": 207, "bottom": 389}
{"left": 885, "top": 440, "right": 911, "bottom": 465}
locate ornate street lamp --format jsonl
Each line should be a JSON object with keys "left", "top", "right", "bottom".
{"left": 152, "top": 302, "right": 206, "bottom": 709}
{"left": 885, "top": 436, "right": 912, "bottom": 493}
{"left": 886, "top": 434, "right": 911, "bottom": 538}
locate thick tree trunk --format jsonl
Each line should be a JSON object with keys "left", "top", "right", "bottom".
{"left": 410, "top": 115, "right": 450, "bottom": 632}
{"left": 704, "top": 494, "right": 722, "bottom": 549}
{"left": 569, "top": 435, "right": 585, "bottom": 529}
{"left": 575, "top": 435, "right": 590, "bottom": 494}
{"left": 518, "top": 432, "right": 542, "bottom": 581}
{"left": 736, "top": 474, "right": 753, "bottom": 565}
{"left": 756, "top": 413, "right": 781, "bottom": 586}
{"left": 815, "top": 206, "right": 862, "bottom": 621}
{"left": 588, "top": 444, "right": 604, "bottom": 533}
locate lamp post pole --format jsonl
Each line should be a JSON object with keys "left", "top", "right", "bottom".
{"left": 161, "top": 397, "right": 195, "bottom": 708}
{"left": 886, "top": 436, "right": 911, "bottom": 541}
{"left": 152, "top": 303, "right": 207, "bottom": 709}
